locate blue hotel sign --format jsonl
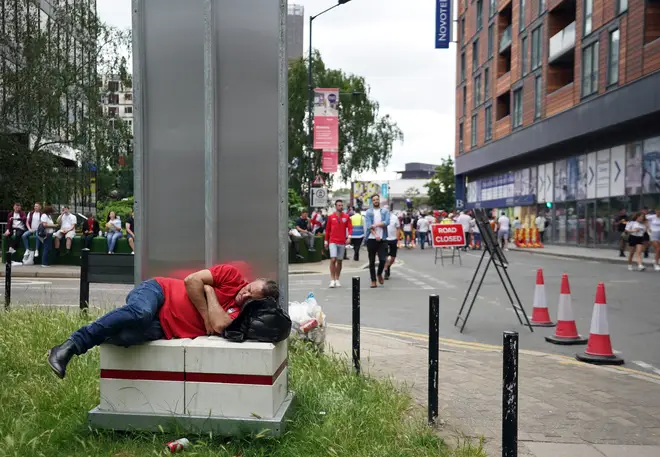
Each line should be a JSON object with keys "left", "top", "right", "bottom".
{"left": 435, "top": 0, "right": 452, "bottom": 49}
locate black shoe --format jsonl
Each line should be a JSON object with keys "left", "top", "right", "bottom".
{"left": 384, "top": 269, "right": 390, "bottom": 280}
{"left": 47, "top": 339, "right": 78, "bottom": 379}
{"left": 619, "top": 251, "right": 625, "bottom": 257}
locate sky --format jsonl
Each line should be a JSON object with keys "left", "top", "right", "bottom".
{"left": 96, "top": 0, "right": 457, "bottom": 184}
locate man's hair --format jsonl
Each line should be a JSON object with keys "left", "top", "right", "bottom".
{"left": 335, "top": 199, "right": 343, "bottom": 205}
{"left": 371, "top": 193, "right": 380, "bottom": 200}
{"left": 259, "top": 279, "right": 280, "bottom": 302}
{"left": 86, "top": 212, "right": 93, "bottom": 218}
{"left": 13, "top": 202, "right": 21, "bottom": 207}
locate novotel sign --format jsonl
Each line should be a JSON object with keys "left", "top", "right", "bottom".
{"left": 435, "top": 0, "right": 452, "bottom": 49}
{"left": 431, "top": 224, "right": 466, "bottom": 248}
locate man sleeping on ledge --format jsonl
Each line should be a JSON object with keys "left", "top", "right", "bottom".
{"left": 47, "top": 264, "right": 280, "bottom": 379}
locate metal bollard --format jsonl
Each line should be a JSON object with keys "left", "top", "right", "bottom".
{"left": 502, "top": 331, "right": 519, "bottom": 457}
{"left": 4, "top": 251, "right": 11, "bottom": 310}
{"left": 352, "top": 276, "right": 360, "bottom": 374}
{"left": 428, "top": 294, "right": 439, "bottom": 425}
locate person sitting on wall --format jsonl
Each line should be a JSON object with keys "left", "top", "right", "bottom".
{"left": 47, "top": 264, "right": 280, "bottom": 379}
{"left": 81, "top": 213, "right": 100, "bottom": 251}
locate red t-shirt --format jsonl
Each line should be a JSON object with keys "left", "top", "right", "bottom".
{"left": 157, "top": 264, "right": 248, "bottom": 339}
{"left": 325, "top": 211, "right": 353, "bottom": 244}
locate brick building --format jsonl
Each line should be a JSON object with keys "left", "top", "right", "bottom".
{"left": 454, "top": 0, "right": 660, "bottom": 248}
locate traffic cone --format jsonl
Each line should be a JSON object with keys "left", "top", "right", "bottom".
{"left": 545, "top": 274, "right": 587, "bottom": 345}
{"left": 530, "top": 269, "right": 556, "bottom": 327}
{"left": 576, "top": 283, "right": 624, "bottom": 365}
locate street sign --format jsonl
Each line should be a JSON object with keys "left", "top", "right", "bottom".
{"left": 311, "top": 187, "right": 328, "bottom": 207}
{"left": 313, "top": 175, "right": 325, "bottom": 186}
{"left": 430, "top": 224, "right": 466, "bottom": 248}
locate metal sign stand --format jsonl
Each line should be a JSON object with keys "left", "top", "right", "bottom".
{"left": 454, "top": 208, "right": 534, "bottom": 334}
{"left": 434, "top": 247, "right": 462, "bottom": 266}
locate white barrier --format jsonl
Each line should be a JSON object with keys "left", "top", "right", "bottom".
{"left": 88, "top": 337, "right": 293, "bottom": 436}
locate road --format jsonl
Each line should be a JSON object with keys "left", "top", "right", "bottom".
{"left": 4, "top": 248, "right": 660, "bottom": 376}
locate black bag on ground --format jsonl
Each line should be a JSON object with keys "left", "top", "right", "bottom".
{"left": 222, "top": 297, "right": 292, "bottom": 343}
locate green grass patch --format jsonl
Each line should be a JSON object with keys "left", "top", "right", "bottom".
{"left": 0, "top": 309, "right": 485, "bottom": 457}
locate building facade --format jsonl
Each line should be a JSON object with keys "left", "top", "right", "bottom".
{"left": 287, "top": 4, "right": 304, "bottom": 60}
{"left": 101, "top": 75, "right": 134, "bottom": 136}
{"left": 395, "top": 162, "right": 440, "bottom": 179}
{"left": 455, "top": 0, "right": 660, "bottom": 248}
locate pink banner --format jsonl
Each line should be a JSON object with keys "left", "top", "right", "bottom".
{"left": 313, "top": 88, "right": 339, "bottom": 150}
{"left": 322, "top": 150, "right": 338, "bottom": 173}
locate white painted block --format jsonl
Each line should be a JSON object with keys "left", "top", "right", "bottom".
{"left": 184, "top": 336, "right": 287, "bottom": 375}
{"left": 99, "top": 379, "right": 185, "bottom": 415}
{"left": 185, "top": 367, "right": 288, "bottom": 418}
{"left": 100, "top": 339, "right": 190, "bottom": 372}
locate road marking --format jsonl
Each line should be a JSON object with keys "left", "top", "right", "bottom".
{"left": 633, "top": 361, "right": 660, "bottom": 376}
{"left": 10, "top": 279, "right": 53, "bottom": 286}
{"left": 400, "top": 267, "right": 456, "bottom": 290}
{"left": 395, "top": 270, "right": 434, "bottom": 290}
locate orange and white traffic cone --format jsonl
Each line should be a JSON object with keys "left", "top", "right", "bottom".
{"left": 530, "top": 268, "right": 556, "bottom": 327}
{"left": 545, "top": 274, "right": 587, "bottom": 345}
{"left": 576, "top": 283, "right": 624, "bottom": 365}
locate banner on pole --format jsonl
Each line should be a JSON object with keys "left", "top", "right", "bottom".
{"left": 322, "top": 149, "right": 338, "bottom": 173}
{"left": 431, "top": 224, "right": 466, "bottom": 248}
{"left": 313, "top": 88, "right": 339, "bottom": 149}
{"left": 435, "top": 0, "right": 452, "bottom": 49}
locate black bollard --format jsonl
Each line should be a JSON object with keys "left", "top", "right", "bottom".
{"left": 4, "top": 251, "right": 11, "bottom": 310}
{"left": 352, "top": 276, "right": 360, "bottom": 374}
{"left": 428, "top": 294, "right": 439, "bottom": 425}
{"left": 502, "top": 331, "right": 519, "bottom": 457}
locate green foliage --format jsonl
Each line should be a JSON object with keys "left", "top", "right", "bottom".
{"left": 97, "top": 196, "right": 134, "bottom": 221}
{"left": 404, "top": 186, "right": 426, "bottom": 210}
{"left": 0, "top": 309, "right": 486, "bottom": 457}
{"left": 426, "top": 157, "right": 456, "bottom": 210}
{"left": 288, "top": 188, "right": 305, "bottom": 228}
{"left": 288, "top": 53, "right": 404, "bottom": 201}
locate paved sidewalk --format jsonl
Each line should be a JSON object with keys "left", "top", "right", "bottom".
{"left": 510, "top": 244, "right": 645, "bottom": 265}
{"left": 289, "top": 258, "right": 368, "bottom": 275}
{"left": 325, "top": 325, "right": 660, "bottom": 457}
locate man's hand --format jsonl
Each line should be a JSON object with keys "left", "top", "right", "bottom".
{"left": 205, "top": 285, "right": 232, "bottom": 334}
{"left": 3, "top": 230, "right": 9, "bottom": 237}
{"left": 324, "top": 240, "right": 328, "bottom": 248}
{"left": 184, "top": 269, "right": 215, "bottom": 330}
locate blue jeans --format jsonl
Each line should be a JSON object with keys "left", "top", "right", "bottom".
{"left": 418, "top": 232, "right": 427, "bottom": 249}
{"left": 41, "top": 235, "right": 53, "bottom": 265}
{"left": 107, "top": 231, "right": 122, "bottom": 253}
{"left": 70, "top": 279, "right": 165, "bottom": 354}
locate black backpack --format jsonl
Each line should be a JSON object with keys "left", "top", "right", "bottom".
{"left": 222, "top": 297, "right": 292, "bottom": 343}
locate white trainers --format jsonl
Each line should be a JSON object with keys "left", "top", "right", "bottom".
{"left": 638, "top": 264, "right": 646, "bottom": 271}
{"left": 335, "top": 280, "right": 341, "bottom": 288}
{"left": 329, "top": 280, "right": 336, "bottom": 288}
{"left": 628, "top": 265, "right": 634, "bottom": 271}
{"left": 34, "top": 249, "right": 39, "bottom": 258}
{"left": 654, "top": 264, "right": 660, "bottom": 271}
{"left": 7, "top": 247, "right": 16, "bottom": 254}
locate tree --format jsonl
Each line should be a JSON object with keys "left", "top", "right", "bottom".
{"left": 425, "top": 157, "right": 455, "bottom": 210}
{"left": 403, "top": 186, "right": 424, "bottom": 209}
{"left": 288, "top": 52, "right": 404, "bottom": 201}
{"left": 0, "top": 0, "right": 132, "bottom": 208}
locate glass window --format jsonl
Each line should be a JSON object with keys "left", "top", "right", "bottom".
{"left": 474, "top": 74, "right": 482, "bottom": 107}
{"left": 477, "top": 0, "right": 483, "bottom": 31}
{"left": 584, "top": 0, "right": 593, "bottom": 35}
{"left": 484, "top": 67, "right": 490, "bottom": 99}
{"left": 460, "top": 17, "right": 466, "bottom": 47}
{"left": 534, "top": 75, "right": 542, "bottom": 119}
{"left": 608, "top": 29, "right": 620, "bottom": 86}
{"left": 488, "top": 24, "right": 494, "bottom": 58}
{"left": 582, "top": 42, "right": 599, "bottom": 97}
{"left": 485, "top": 105, "right": 493, "bottom": 140}
{"left": 521, "top": 36, "right": 528, "bottom": 75}
{"left": 539, "top": 0, "right": 545, "bottom": 14}
{"left": 459, "top": 122, "right": 464, "bottom": 152}
{"left": 531, "top": 27, "right": 542, "bottom": 70}
{"left": 520, "top": 0, "right": 526, "bottom": 31}
{"left": 617, "top": 0, "right": 628, "bottom": 13}
{"left": 512, "top": 88, "right": 523, "bottom": 128}
{"left": 472, "top": 39, "right": 479, "bottom": 70}
{"left": 463, "top": 85, "right": 467, "bottom": 115}
{"left": 490, "top": 0, "right": 497, "bottom": 17}
{"left": 471, "top": 114, "right": 478, "bottom": 147}
{"left": 461, "top": 52, "right": 466, "bottom": 81}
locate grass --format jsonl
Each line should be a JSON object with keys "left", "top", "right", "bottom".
{"left": 0, "top": 309, "right": 485, "bottom": 457}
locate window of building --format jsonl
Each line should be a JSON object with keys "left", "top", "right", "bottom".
{"left": 512, "top": 88, "right": 523, "bottom": 128}
{"left": 521, "top": 36, "right": 528, "bottom": 75}
{"left": 471, "top": 114, "right": 478, "bottom": 146}
{"left": 520, "top": 0, "right": 526, "bottom": 31}
{"left": 484, "top": 67, "right": 490, "bottom": 99}
{"left": 531, "top": 27, "right": 542, "bottom": 70}
{"left": 582, "top": 41, "right": 599, "bottom": 97}
{"left": 124, "top": 106, "right": 133, "bottom": 114}
{"left": 461, "top": 52, "right": 466, "bottom": 81}
{"left": 459, "top": 122, "right": 464, "bottom": 152}
{"left": 472, "top": 39, "right": 479, "bottom": 70}
{"left": 477, "top": 0, "right": 483, "bottom": 31}
{"left": 617, "top": 0, "right": 628, "bottom": 14}
{"left": 539, "top": 0, "right": 545, "bottom": 14}
{"left": 583, "top": 0, "right": 593, "bottom": 35}
{"left": 488, "top": 24, "right": 494, "bottom": 58}
{"left": 460, "top": 17, "right": 466, "bottom": 47}
{"left": 108, "top": 81, "right": 119, "bottom": 92}
{"left": 474, "top": 74, "right": 482, "bottom": 107}
{"left": 485, "top": 105, "right": 493, "bottom": 140}
{"left": 108, "top": 107, "right": 119, "bottom": 116}
{"left": 125, "top": 93, "right": 133, "bottom": 101}
{"left": 608, "top": 29, "right": 620, "bottom": 86}
{"left": 108, "top": 93, "right": 119, "bottom": 104}
{"left": 463, "top": 85, "right": 467, "bottom": 115}
{"left": 490, "top": 0, "right": 497, "bottom": 17}
{"left": 534, "top": 75, "right": 542, "bottom": 119}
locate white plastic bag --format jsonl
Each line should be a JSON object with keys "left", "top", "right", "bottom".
{"left": 22, "top": 250, "right": 35, "bottom": 266}
{"left": 289, "top": 292, "right": 326, "bottom": 349}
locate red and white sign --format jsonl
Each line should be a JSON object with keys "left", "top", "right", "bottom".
{"left": 313, "top": 88, "right": 339, "bottom": 150}
{"left": 322, "top": 150, "right": 338, "bottom": 173}
{"left": 430, "top": 224, "right": 466, "bottom": 248}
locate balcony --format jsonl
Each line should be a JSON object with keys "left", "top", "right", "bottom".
{"left": 499, "top": 26, "right": 512, "bottom": 54}
{"left": 549, "top": 21, "right": 576, "bottom": 64}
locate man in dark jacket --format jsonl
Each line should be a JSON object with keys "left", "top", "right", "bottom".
{"left": 81, "top": 213, "right": 100, "bottom": 250}
{"left": 4, "top": 203, "right": 27, "bottom": 254}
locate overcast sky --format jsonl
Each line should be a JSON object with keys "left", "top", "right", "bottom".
{"left": 97, "top": 0, "right": 457, "bottom": 183}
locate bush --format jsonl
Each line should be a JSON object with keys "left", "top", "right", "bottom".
{"left": 96, "top": 196, "right": 134, "bottom": 221}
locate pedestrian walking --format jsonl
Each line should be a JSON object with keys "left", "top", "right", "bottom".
{"left": 625, "top": 212, "right": 647, "bottom": 271}
{"left": 364, "top": 194, "right": 390, "bottom": 288}
{"left": 385, "top": 210, "right": 400, "bottom": 279}
{"left": 350, "top": 209, "right": 365, "bottom": 261}
{"left": 325, "top": 200, "right": 352, "bottom": 288}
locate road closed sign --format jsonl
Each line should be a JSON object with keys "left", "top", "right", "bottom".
{"left": 431, "top": 223, "right": 466, "bottom": 248}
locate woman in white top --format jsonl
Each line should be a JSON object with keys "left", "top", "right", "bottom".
{"left": 648, "top": 208, "right": 660, "bottom": 271}
{"left": 384, "top": 213, "right": 401, "bottom": 279}
{"left": 625, "top": 212, "right": 647, "bottom": 271}
{"left": 39, "top": 206, "right": 58, "bottom": 267}
{"left": 105, "top": 211, "right": 123, "bottom": 254}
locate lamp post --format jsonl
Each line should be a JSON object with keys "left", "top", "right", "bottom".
{"left": 307, "top": 0, "right": 353, "bottom": 199}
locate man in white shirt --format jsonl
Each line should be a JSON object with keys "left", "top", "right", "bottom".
{"left": 416, "top": 214, "right": 430, "bottom": 249}
{"left": 384, "top": 211, "right": 400, "bottom": 279}
{"left": 456, "top": 211, "right": 472, "bottom": 251}
{"left": 54, "top": 206, "right": 77, "bottom": 255}
{"left": 535, "top": 213, "right": 547, "bottom": 243}
{"left": 497, "top": 211, "right": 511, "bottom": 251}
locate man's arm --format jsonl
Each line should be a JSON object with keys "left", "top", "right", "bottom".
{"left": 324, "top": 217, "right": 332, "bottom": 243}
{"left": 204, "top": 285, "right": 232, "bottom": 334}
{"left": 184, "top": 269, "right": 216, "bottom": 333}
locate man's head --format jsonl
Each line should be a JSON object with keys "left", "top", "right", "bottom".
{"left": 85, "top": 212, "right": 93, "bottom": 219}
{"left": 501, "top": 211, "right": 506, "bottom": 216}
{"left": 34, "top": 202, "right": 41, "bottom": 212}
{"left": 13, "top": 202, "right": 21, "bottom": 212}
{"left": 371, "top": 194, "right": 381, "bottom": 208}
{"left": 301, "top": 210, "right": 308, "bottom": 219}
{"left": 642, "top": 207, "right": 649, "bottom": 214}
{"left": 62, "top": 206, "right": 70, "bottom": 215}
{"left": 335, "top": 199, "right": 344, "bottom": 212}
{"left": 235, "top": 278, "right": 280, "bottom": 306}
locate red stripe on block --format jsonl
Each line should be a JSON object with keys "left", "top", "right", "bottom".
{"left": 100, "top": 369, "right": 185, "bottom": 382}
{"left": 186, "top": 359, "right": 288, "bottom": 386}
